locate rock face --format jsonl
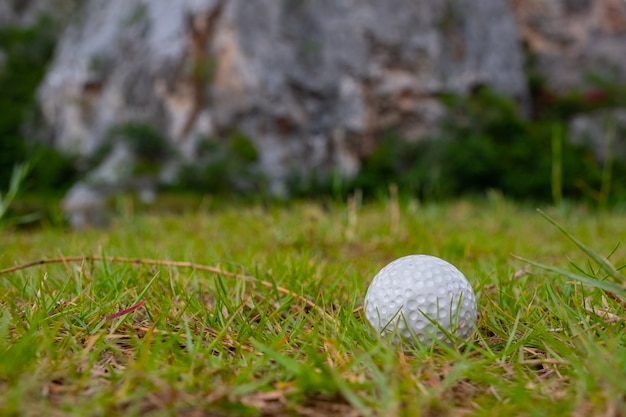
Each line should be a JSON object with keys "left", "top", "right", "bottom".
{"left": 38, "top": 0, "right": 527, "bottom": 194}
{"left": 511, "top": 0, "right": 626, "bottom": 90}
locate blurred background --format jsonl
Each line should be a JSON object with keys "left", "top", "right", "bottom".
{"left": 1, "top": 0, "right": 626, "bottom": 228}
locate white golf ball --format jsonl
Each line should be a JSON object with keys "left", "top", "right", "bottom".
{"left": 364, "top": 254, "right": 477, "bottom": 345}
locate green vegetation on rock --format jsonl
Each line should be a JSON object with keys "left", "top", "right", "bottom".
{"left": 343, "top": 87, "right": 626, "bottom": 205}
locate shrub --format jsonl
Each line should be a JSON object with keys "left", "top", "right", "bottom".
{"left": 176, "top": 130, "right": 266, "bottom": 195}
{"left": 27, "top": 144, "right": 78, "bottom": 193}
{"left": 0, "top": 17, "right": 57, "bottom": 190}
{"left": 349, "top": 87, "right": 624, "bottom": 203}
{"left": 92, "top": 122, "right": 173, "bottom": 175}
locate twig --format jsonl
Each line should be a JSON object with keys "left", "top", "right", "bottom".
{"left": 0, "top": 255, "right": 333, "bottom": 322}
{"left": 106, "top": 299, "right": 146, "bottom": 320}
{"left": 519, "top": 358, "right": 569, "bottom": 366}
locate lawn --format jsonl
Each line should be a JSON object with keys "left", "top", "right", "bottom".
{"left": 1, "top": 196, "right": 625, "bottom": 416}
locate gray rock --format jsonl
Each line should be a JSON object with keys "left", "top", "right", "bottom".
{"left": 88, "top": 142, "right": 136, "bottom": 186}
{"left": 61, "top": 182, "right": 108, "bottom": 229}
{"left": 81, "top": 140, "right": 159, "bottom": 210}
{"left": 38, "top": 0, "right": 528, "bottom": 193}
{"left": 569, "top": 109, "right": 626, "bottom": 163}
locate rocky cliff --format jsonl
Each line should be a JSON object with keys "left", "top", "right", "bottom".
{"left": 16, "top": 0, "right": 625, "bottom": 197}
{"left": 37, "top": 0, "right": 529, "bottom": 195}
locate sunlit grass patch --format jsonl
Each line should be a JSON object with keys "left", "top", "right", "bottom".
{"left": 1, "top": 199, "right": 625, "bottom": 416}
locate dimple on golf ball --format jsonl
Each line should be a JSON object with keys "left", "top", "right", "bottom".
{"left": 364, "top": 254, "right": 477, "bottom": 345}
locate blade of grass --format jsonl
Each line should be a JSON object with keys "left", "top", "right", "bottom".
{"left": 536, "top": 209, "right": 626, "bottom": 284}
{"left": 512, "top": 254, "right": 626, "bottom": 298}
{"left": 551, "top": 123, "right": 563, "bottom": 206}
{"left": 599, "top": 116, "right": 615, "bottom": 208}
{"left": 0, "top": 163, "right": 30, "bottom": 223}
{"left": 326, "top": 364, "right": 374, "bottom": 417}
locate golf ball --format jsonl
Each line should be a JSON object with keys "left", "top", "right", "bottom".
{"left": 364, "top": 255, "right": 477, "bottom": 345}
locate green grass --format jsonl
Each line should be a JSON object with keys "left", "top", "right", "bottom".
{"left": 1, "top": 197, "right": 625, "bottom": 416}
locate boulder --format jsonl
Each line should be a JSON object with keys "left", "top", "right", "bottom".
{"left": 38, "top": 0, "right": 528, "bottom": 194}
{"left": 569, "top": 109, "right": 626, "bottom": 163}
{"left": 61, "top": 182, "right": 108, "bottom": 229}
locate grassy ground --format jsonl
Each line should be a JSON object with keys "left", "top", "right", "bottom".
{"left": 0, "top": 196, "right": 625, "bottom": 416}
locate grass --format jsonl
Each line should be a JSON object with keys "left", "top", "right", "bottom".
{"left": 1, "top": 196, "right": 625, "bottom": 416}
